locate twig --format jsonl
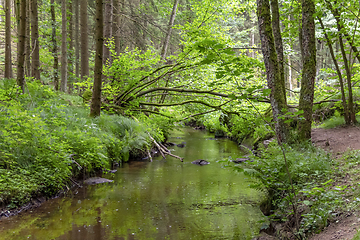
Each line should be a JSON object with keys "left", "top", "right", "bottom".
{"left": 147, "top": 149, "right": 153, "bottom": 162}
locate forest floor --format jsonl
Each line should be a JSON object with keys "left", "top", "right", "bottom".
{"left": 309, "top": 126, "right": 360, "bottom": 240}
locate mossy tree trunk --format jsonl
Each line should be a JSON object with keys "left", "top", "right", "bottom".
{"left": 90, "top": 0, "right": 104, "bottom": 117}
{"left": 270, "top": 0, "right": 286, "bottom": 103}
{"left": 50, "top": 0, "right": 59, "bottom": 91}
{"left": 5, "top": 0, "right": 12, "bottom": 79}
{"left": 298, "top": 0, "right": 316, "bottom": 141}
{"left": 74, "top": 0, "right": 80, "bottom": 79}
{"left": 256, "top": 0, "right": 289, "bottom": 144}
{"left": 25, "top": 0, "right": 30, "bottom": 77}
{"left": 80, "top": 0, "right": 89, "bottom": 81}
{"left": 60, "top": 0, "right": 67, "bottom": 92}
{"left": 68, "top": 0, "right": 74, "bottom": 93}
{"left": 17, "top": 0, "right": 26, "bottom": 93}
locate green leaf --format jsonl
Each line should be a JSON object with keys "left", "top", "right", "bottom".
{"left": 228, "top": 94, "right": 237, "bottom": 100}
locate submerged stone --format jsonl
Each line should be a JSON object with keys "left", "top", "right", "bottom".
{"left": 83, "top": 177, "right": 113, "bottom": 185}
{"left": 191, "top": 159, "right": 210, "bottom": 165}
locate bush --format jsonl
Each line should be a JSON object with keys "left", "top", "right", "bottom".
{"left": 0, "top": 80, "right": 158, "bottom": 208}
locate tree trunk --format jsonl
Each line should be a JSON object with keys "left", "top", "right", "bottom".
{"left": 256, "top": 0, "right": 288, "bottom": 144}
{"left": 103, "top": 0, "right": 112, "bottom": 66}
{"left": 161, "top": 0, "right": 179, "bottom": 60}
{"left": 128, "top": 0, "right": 145, "bottom": 51}
{"left": 318, "top": 16, "right": 350, "bottom": 124}
{"left": 25, "top": 0, "right": 30, "bottom": 76}
{"left": 17, "top": 0, "right": 26, "bottom": 93}
{"left": 74, "top": 0, "right": 79, "bottom": 79}
{"left": 60, "top": 0, "right": 67, "bottom": 92}
{"left": 31, "top": 0, "right": 40, "bottom": 80}
{"left": 113, "top": 0, "right": 120, "bottom": 54}
{"left": 298, "top": 0, "right": 316, "bottom": 141}
{"left": 270, "top": 0, "right": 286, "bottom": 103}
{"left": 328, "top": 3, "right": 357, "bottom": 124}
{"left": 50, "top": 0, "right": 59, "bottom": 90}
{"left": 68, "top": 0, "right": 74, "bottom": 92}
{"left": 80, "top": 0, "right": 89, "bottom": 80}
{"left": 90, "top": 0, "right": 104, "bottom": 117}
{"left": 5, "top": 0, "right": 12, "bottom": 79}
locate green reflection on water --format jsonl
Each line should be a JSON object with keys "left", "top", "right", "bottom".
{"left": 0, "top": 128, "right": 267, "bottom": 240}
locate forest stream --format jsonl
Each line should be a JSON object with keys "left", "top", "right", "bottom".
{"left": 0, "top": 128, "right": 267, "bottom": 240}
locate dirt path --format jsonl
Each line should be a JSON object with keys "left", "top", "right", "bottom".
{"left": 309, "top": 126, "right": 360, "bottom": 240}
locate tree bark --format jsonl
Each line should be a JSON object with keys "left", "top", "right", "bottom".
{"left": 318, "top": 16, "right": 350, "bottom": 124}
{"left": 256, "top": 0, "right": 288, "bottom": 143}
{"left": 298, "top": 0, "right": 316, "bottom": 141}
{"left": 31, "top": 0, "right": 40, "bottom": 80}
{"left": 103, "top": 0, "right": 112, "bottom": 66}
{"left": 90, "top": 0, "right": 104, "bottom": 117}
{"left": 74, "top": 0, "right": 79, "bottom": 79}
{"left": 328, "top": 2, "right": 357, "bottom": 124}
{"left": 60, "top": 0, "right": 67, "bottom": 92}
{"left": 270, "top": 0, "right": 286, "bottom": 103}
{"left": 128, "top": 0, "right": 145, "bottom": 50}
{"left": 17, "top": 0, "right": 26, "bottom": 93}
{"left": 80, "top": 0, "right": 89, "bottom": 80}
{"left": 161, "top": 0, "right": 179, "bottom": 60}
{"left": 113, "top": 0, "right": 120, "bottom": 54}
{"left": 5, "top": 0, "right": 12, "bottom": 79}
{"left": 68, "top": 0, "right": 74, "bottom": 92}
{"left": 25, "top": 0, "right": 30, "bottom": 76}
{"left": 50, "top": 0, "right": 59, "bottom": 91}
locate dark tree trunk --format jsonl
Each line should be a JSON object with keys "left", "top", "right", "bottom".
{"left": 5, "top": 0, "right": 12, "bottom": 79}
{"left": 31, "top": 0, "right": 40, "bottom": 80}
{"left": 80, "top": 0, "right": 89, "bottom": 80}
{"left": 68, "top": 0, "right": 74, "bottom": 92}
{"left": 25, "top": 0, "right": 30, "bottom": 76}
{"left": 298, "top": 0, "right": 316, "bottom": 141}
{"left": 60, "top": 0, "right": 67, "bottom": 92}
{"left": 256, "top": 0, "right": 288, "bottom": 143}
{"left": 90, "top": 0, "right": 104, "bottom": 117}
{"left": 17, "top": 0, "right": 26, "bottom": 93}
{"left": 74, "top": 0, "right": 80, "bottom": 79}
{"left": 50, "top": 0, "right": 59, "bottom": 90}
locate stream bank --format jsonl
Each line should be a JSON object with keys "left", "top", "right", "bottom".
{"left": 0, "top": 127, "right": 268, "bottom": 240}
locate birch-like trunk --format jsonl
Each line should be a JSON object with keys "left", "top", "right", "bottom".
{"left": 161, "top": 0, "right": 179, "bottom": 60}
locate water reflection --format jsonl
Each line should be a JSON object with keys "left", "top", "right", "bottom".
{"left": 0, "top": 128, "right": 266, "bottom": 240}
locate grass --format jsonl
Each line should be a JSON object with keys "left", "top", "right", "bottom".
{"left": 316, "top": 116, "right": 360, "bottom": 129}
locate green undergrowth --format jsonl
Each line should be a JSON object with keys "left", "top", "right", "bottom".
{"left": 316, "top": 115, "right": 360, "bottom": 129}
{"left": 190, "top": 104, "right": 272, "bottom": 146}
{"left": 0, "top": 79, "right": 168, "bottom": 209}
{"left": 224, "top": 142, "right": 350, "bottom": 237}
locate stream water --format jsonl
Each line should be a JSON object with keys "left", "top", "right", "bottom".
{"left": 0, "top": 128, "right": 267, "bottom": 240}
